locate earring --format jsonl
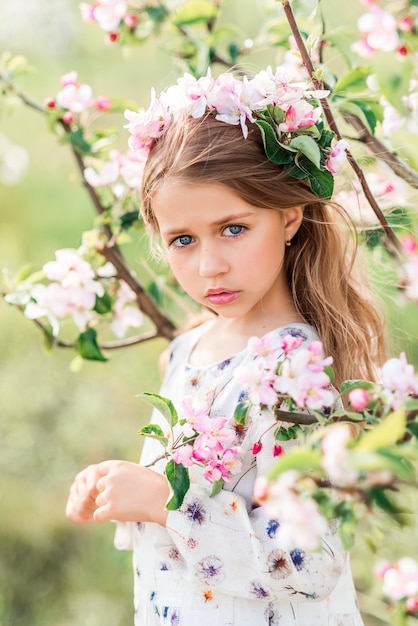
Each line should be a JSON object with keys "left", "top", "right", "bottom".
{"left": 285, "top": 239, "right": 292, "bottom": 247}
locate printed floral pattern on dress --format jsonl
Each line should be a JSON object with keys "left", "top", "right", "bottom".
{"left": 279, "top": 326, "right": 309, "bottom": 342}
{"left": 250, "top": 580, "right": 271, "bottom": 599}
{"left": 290, "top": 548, "right": 306, "bottom": 571}
{"left": 180, "top": 498, "right": 207, "bottom": 525}
{"left": 266, "top": 519, "right": 280, "bottom": 538}
{"left": 267, "top": 549, "right": 293, "bottom": 579}
{"left": 195, "top": 555, "right": 225, "bottom": 585}
{"left": 264, "top": 602, "right": 283, "bottom": 625}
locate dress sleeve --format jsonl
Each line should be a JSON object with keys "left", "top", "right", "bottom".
{"left": 164, "top": 411, "right": 347, "bottom": 604}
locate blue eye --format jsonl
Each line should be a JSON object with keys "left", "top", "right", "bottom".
{"left": 173, "top": 234, "right": 194, "bottom": 247}
{"left": 224, "top": 225, "right": 244, "bottom": 237}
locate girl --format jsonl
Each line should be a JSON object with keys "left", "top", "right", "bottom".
{"left": 66, "top": 68, "right": 386, "bottom": 625}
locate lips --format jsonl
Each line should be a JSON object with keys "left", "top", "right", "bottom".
{"left": 205, "top": 288, "right": 240, "bottom": 306}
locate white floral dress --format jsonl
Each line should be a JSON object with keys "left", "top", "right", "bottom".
{"left": 115, "top": 321, "right": 364, "bottom": 626}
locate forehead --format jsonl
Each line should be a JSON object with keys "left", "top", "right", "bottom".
{"left": 152, "top": 182, "right": 261, "bottom": 232}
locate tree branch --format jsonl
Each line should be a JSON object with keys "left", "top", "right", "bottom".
{"left": 281, "top": 0, "right": 403, "bottom": 257}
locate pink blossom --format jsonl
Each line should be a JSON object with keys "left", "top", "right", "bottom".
{"left": 24, "top": 283, "right": 68, "bottom": 336}
{"left": 208, "top": 73, "right": 258, "bottom": 138}
{"left": 117, "top": 150, "right": 146, "bottom": 188}
{"left": 354, "top": 6, "right": 400, "bottom": 57}
{"left": 79, "top": 2, "right": 96, "bottom": 23}
{"left": 402, "top": 235, "right": 418, "bottom": 255}
{"left": 60, "top": 71, "right": 78, "bottom": 87}
{"left": 124, "top": 91, "right": 171, "bottom": 157}
{"left": 165, "top": 71, "right": 214, "bottom": 119}
{"left": 181, "top": 396, "right": 211, "bottom": 437}
{"left": 84, "top": 159, "right": 120, "bottom": 187}
{"left": 326, "top": 139, "right": 349, "bottom": 175}
{"left": 93, "top": 0, "right": 127, "bottom": 32}
{"left": 261, "top": 470, "right": 328, "bottom": 550}
{"left": 110, "top": 280, "right": 143, "bottom": 338}
{"left": 381, "top": 353, "right": 418, "bottom": 407}
{"left": 202, "top": 448, "right": 242, "bottom": 483}
{"left": 96, "top": 96, "right": 113, "bottom": 111}
{"left": 247, "top": 333, "right": 283, "bottom": 368}
{"left": 278, "top": 100, "right": 321, "bottom": 132}
{"left": 279, "top": 334, "right": 303, "bottom": 355}
{"left": 406, "top": 597, "right": 418, "bottom": 612}
{"left": 276, "top": 371, "right": 334, "bottom": 410}
{"left": 124, "top": 13, "right": 138, "bottom": 28}
{"left": 399, "top": 16, "right": 414, "bottom": 33}
{"left": 321, "top": 424, "right": 359, "bottom": 486}
{"left": 234, "top": 360, "right": 277, "bottom": 407}
{"left": 381, "top": 558, "right": 418, "bottom": 601}
{"left": 348, "top": 388, "right": 370, "bottom": 410}
{"left": 172, "top": 444, "right": 195, "bottom": 467}
{"left": 56, "top": 82, "right": 93, "bottom": 113}
{"left": 194, "top": 416, "right": 236, "bottom": 452}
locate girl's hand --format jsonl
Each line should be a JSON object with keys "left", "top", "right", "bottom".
{"left": 66, "top": 464, "right": 102, "bottom": 524}
{"left": 93, "top": 460, "right": 170, "bottom": 527}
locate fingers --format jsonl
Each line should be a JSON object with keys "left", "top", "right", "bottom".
{"left": 65, "top": 464, "right": 102, "bottom": 525}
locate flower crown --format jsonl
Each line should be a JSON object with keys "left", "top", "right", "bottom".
{"left": 124, "top": 66, "right": 347, "bottom": 199}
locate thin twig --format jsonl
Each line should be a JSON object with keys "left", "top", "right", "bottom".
{"left": 281, "top": 0, "right": 403, "bottom": 257}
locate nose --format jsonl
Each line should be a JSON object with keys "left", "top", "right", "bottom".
{"left": 198, "top": 242, "right": 229, "bottom": 277}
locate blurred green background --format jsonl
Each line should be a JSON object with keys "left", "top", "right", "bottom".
{"left": 0, "top": 1, "right": 417, "bottom": 625}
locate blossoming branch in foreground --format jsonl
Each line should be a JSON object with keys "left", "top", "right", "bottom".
{"left": 13, "top": 247, "right": 143, "bottom": 338}
{"left": 234, "top": 335, "right": 335, "bottom": 412}
{"left": 375, "top": 557, "right": 418, "bottom": 614}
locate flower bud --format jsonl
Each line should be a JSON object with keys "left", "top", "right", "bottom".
{"left": 348, "top": 388, "right": 369, "bottom": 410}
{"left": 398, "top": 16, "right": 413, "bottom": 32}
{"left": 273, "top": 444, "right": 284, "bottom": 457}
{"left": 124, "top": 13, "right": 138, "bottom": 28}
{"left": 62, "top": 111, "right": 75, "bottom": 124}
{"left": 96, "top": 96, "right": 113, "bottom": 111}
{"left": 406, "top": 597, "right": 418, "bottom": 612}
{"left": 252, "top": 441, "right": 263, "bottom": 455}
{"left": 45, "top": 98, "right": 56, "bottom": 110}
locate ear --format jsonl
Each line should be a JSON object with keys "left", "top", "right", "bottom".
{"left": 283, "top": 206, "right": 303, "bottom": 241}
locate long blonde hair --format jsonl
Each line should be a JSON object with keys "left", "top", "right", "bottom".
{"left": 141, "top": 114, "right": 386, "bottom": 387}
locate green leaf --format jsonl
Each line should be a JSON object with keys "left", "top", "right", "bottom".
{"left": 138, "top": 423, "right": 169, "bottom": 447}
{"left": 267, "top": 448, "right": 322, "bottom": 481}
{"left": 233, "top": 401, "right": 251, "bottom": 426}
{"left": 137, "top": 392, "right": 178, "bottom": 428}
{"left": 356, "top": 410, "right": 406, "bottom": 452}
{"left": 289, "top": 135, "right": 321, "bottom": 169}
{"left": 67, "top": 128, "right": 92, "bottom": 155}
{"left": 120, "top": 210, "right": 140, "bottom": 230}
{"left": 339, "top": 99, "right": 378, "bottom": 135}
{"left": 16, "top": 263, "right": 33, "bottom": 283}
{"left": 333, "top": 66, "right": 371, "bottom": 96}
{"left": 255, "top": 120, "right": 292, "bottom": 165}
{"left": 210, "top": 479, "right": 224, "bottom": 497}
{"left": 301, "top": 160, "right": 334, "bottom": 199}
{"left": 165, "top": 459, "right": 190, "bottom": 510}
{"left": 340, "top": 379, "right": 374, "bottom": 396}
{"left": 171, "top": 1, "right": 218, "bottom": 27}
{"left": 147, "top": 279, "right": 164, "bottom": 307}
{"left": 94, "top": 291, "right": 112, "bottom": 314}
{"left": 75, "top": 328, "right": 108, "bottom": 362}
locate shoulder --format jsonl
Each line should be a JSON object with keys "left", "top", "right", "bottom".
{"left": 275, "top": 322, "right": 319, "bottom": 345}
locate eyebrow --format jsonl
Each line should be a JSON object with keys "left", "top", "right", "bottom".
{"left": 162, "top": 212, "right": 256, "bottom": 237}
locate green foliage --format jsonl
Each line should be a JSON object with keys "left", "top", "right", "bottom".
{"left": 137, "top": 392, "right": 179, "bottom": 428}
{"left": 75, "top": 328, "right": 108, "bottom": 362}
{"left": 165, "top": 459, "right": 190, "bottom": 509}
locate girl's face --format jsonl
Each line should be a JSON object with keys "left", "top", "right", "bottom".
{"left": 152, "top": 182, "right": 302, "bottom": 328}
